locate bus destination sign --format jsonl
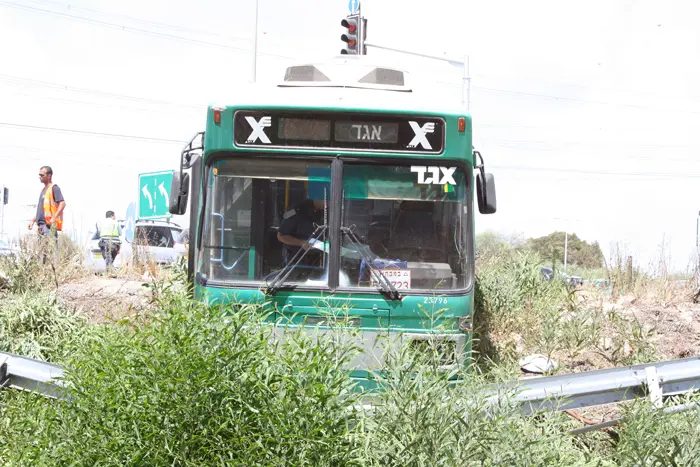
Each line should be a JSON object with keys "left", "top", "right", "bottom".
{"left": 233, "top": 110, "right": 444, "bottom": 153}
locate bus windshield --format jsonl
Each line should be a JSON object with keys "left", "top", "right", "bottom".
{"left": 198, "top": 157, "right": 470, "bottom": 291}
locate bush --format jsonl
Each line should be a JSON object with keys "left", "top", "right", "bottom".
{"left": 0, "top": 234, "right": 87, "bottom": 294}
{"left": 1, "top": 288, "right": 368, "bottom": 466}
{"left": 611, "top": 396, "right": 700, "bottom": 466}
{"left": 474, "top": 247, "right": 572, "bottom": 368}
{"left": 0, "top": 292, "right": 92, "bottom": 363}
{"left": 0, "top": 276, "right": 695, "bottom": 466}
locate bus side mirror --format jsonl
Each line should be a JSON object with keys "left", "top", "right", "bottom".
{"left": 169, "top": 171, "right": 190, "bottom": 215}
{"left": 476, "top": 172, "right": 497, "bottom": 214}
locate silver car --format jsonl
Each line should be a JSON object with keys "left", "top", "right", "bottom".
{"left": 84, "top": 219, "right": 186, "bottom": 273}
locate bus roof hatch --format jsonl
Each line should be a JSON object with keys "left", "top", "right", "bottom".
{"left": 280, "top": 58, "right": 411, "bottom": 92}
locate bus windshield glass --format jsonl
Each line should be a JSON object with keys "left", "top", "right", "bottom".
{"left": 199, "top": 158, "right": 332, "bottom": 286}
{"left": 341, "top": 163, "right": 468, "bottom": 291}
{"left": 198, "top": 158, "right": 469, "bottom": 291}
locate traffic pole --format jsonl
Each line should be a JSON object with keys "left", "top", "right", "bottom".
{"left": 251, "top": 0, "right": 259, "bottom": 83}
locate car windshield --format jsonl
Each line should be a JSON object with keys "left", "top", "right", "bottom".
{"left": 198, "top": 158, "right": 470, "bottom": 291}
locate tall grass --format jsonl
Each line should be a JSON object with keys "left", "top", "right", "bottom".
{"left": 0, "top": 261, "right": 698, "bottom": 464}
{"left": 0, "top": 233, "right": 97, "bottom": 364}
{"left": 0, "top": 233, "right": 88, "bottom": 293}
{"left": 0, "top": 292, "right": 93, "bottom": 363}
{"left": 2, "top": 277, "right": 696, "bottom": 465}
{"left": 0, "top": 231, "right": 697, "bottom": 465}
{"left": 473, "top": 237, "right": 659, "bottom": 372}
{"left": 0, "top": 281, "right": 602, "bottom": 466}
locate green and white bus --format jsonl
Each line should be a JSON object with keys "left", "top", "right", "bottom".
{"left": 169, "top": 56, "right": 496, "bottom": 381}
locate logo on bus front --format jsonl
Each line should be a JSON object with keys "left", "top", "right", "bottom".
{"left": 410, "top": 166, "right": 457, "bottom": 185}
{"left": 407, "top": 121, "right": 435, "bottom": 150}
{"left": 244, "top": 116, "right": 272, "bottom": 144}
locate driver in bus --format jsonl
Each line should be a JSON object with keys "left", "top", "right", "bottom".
{"left": 276, "top": 197, "right": 325, "bottom": 268}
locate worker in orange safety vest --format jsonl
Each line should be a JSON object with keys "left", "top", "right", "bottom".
{"left": 28, "top": 165, "right": 66, "bottom": 262}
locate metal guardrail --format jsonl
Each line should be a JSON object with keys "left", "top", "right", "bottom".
{"left": 487, "top": 356, "right": 700, "bottom": 415}
{"left": 0, "top": 351, "right": 68, "bottom": 399}
{"left": 3, "top": 350, "right": 700, "bottom": 418}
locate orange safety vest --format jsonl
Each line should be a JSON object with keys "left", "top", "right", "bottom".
{"left": 42, "top": 183, "right": 63, "bottom": 231}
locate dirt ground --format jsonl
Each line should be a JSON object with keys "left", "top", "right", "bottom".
{"left": 56, "top": 275, "right": 154, "bottom": 324}
{"left": 524, "top": 282, "right": 700, "bottom": 430}
{"left": 55, "top": 275, "right": 699, "bottom": 432}
{"left": 579, "top": 283, "right": 700, "bottom": 363}
{"left": 58, "top": 276, "right": 700, "bottom": 361}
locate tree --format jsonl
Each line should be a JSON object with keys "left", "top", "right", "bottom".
{"left": 524, "top": 231, "right": 604, "bottom": 269}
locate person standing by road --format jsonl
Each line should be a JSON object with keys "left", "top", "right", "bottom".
{"left": 27, "top": 165, "right": 65, "bottom": 262}
{"left": 94, "top": 210, "right": 122, "bottom": 273}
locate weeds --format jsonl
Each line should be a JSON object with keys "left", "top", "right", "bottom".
{"left": 610, "top": 395, "right": 700, "bottom": 466}
{"left": 474, "top": 248, "right": 573, "bottom": 368}
{"left": 473, "top": 236, "right": 662, "bottom": 374}
{"left": 0, "top": 281, "right": 598, "bottom": 466}
{"left": 0, "top": 234, "right": 87, "bottom": 294}
{"left": 0, "top": 292, "right": 93, "bottom": 364}
{"left": 592, "top": 310, "right": 658, "bottom": 366}
{"left": 0, "top": 231, "right": 696, "bottom": 465}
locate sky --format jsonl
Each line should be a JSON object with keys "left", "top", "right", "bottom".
{"left": 1, "top": 0, "right": 699, "bottom": 273}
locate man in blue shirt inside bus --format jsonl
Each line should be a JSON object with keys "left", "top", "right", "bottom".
{"left": 276, "top": 198, "right": 325, "bottom": 267}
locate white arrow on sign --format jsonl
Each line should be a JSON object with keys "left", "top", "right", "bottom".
{"left": 141, "top": 185, "right": 153, "bottom": 209}
{"left": 158, "top": 182, "right": 168, "bottom": 209}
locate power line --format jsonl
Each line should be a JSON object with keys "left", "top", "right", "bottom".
{"left": 25, "top": 0, "right": 327, "bottom": 52}
{"left": 0, "top": 144, "right": 175, "bottom": 167}
{"left": 476, "top": 122, "right": 696, "bottom": 130}
{"left": 4, "top": 71, "right": 696, "bottom": 133}
{"left": 0, "top": 88, "right": 201, "bottom": 116}
{"left": 9, "top": 0, "right": 698, "bottom": 118}
{"left": 25, "top": 0, "right": 256, "bottom": 44}
{"left": 485, "top": 142, "right": 700, "bottom": 164}
{"left": 481, "top": 138, "right": 700, "bottom": 149}
{"left": 1, "top": 125, "right": 697, "bottom": 175}
{"left": 0, "top": 1, "right": 296, "bottom": 61}
{"left": 0, "top": 74, "right": 202, "bottom": 109}
{"left": 490, "top": 164, "right": 700, "bottom": 179}
{"left": 435, "top": 79, "right": 700, "bottom": 114}
{"left": 10, "top": 0, "right": 700, "bottom": 118}
{"left": 470, "top": 71, "right": 700, "bottom": 103}
{"left": 473, "top": 85, "right": 695, "bottom": 112}
{"left": 0, "top": 122, "right": 184, "bottom": 144}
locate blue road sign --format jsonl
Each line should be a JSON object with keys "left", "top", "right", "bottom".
{"left": 124, "top": 202, "right": 136, "bottom": 243}
{"left": 138, "top": 170, "right": 174, "bottom": 220}
{"left": 348, "top": 0, "right": 359, "bottom": 14}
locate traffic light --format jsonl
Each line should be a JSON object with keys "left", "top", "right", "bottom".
{"left": 340, "top": 15, "right": 359, "bottom": 55}
{"left": 2, "top": 187, "right": 7, "bottom": 205}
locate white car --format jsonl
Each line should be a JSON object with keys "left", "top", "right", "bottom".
{"left": 84, "top": 219, "right": 186, "bottom": 273}
{"left": 0, "top": 239, "right": 20, "bottom": 259}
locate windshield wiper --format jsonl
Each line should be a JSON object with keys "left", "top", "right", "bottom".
{"left": 341, "top": 225, "right": 401, "bottom": 301}
{"left": 265, "top": 224, "right": 328, "bottom": 295}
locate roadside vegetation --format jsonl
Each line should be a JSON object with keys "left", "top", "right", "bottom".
{"left": 1, "top": 230, "right": 700, "bottom": 465}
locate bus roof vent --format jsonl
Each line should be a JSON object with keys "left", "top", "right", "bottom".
{"left": 279, "top": 58, "right": 412, "bottom": 92}
{"left": 358, "top": 68, "right": 405, "bottom": 86}
{"left": 283, "top": 65, "right": 331, "bottom": 82}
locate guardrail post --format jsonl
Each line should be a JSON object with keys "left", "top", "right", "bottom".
{"left": 645, "top": 366, "right": 663, "bottom": 409}
{"left": 0, "top": 357, "right": 9, "bottom": 388}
